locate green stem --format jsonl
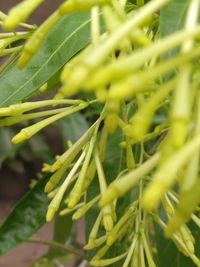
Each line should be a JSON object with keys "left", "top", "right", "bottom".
{"left": 28, "top": 238, "right": 86, "bottom": 259}
{"left": 0, "top": 46, "right": 23, "bottom": 56}
{"left": 0, "top": 32, "right": 28, "bottom": 38}
{"left": 0, "top": 52, "right": 17, "bottom": 74}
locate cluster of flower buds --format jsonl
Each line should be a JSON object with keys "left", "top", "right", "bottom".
{"left": 1, "top": 0, "right": 200, "bottom": 266}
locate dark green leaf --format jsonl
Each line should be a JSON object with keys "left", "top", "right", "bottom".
{"left": 28, "top": 134, "right": 53, "bottom": 162}
{"left": 47, "top": 214, "right": 73, "bottom": 258}
{"left": 160, "top": 0, "right": 190, "bottom": 37}
{"left": 0, "top": 128, "right": 21, "bottom": 166}
{"left": 0, "top": 174, "right": 50, "bottom": 255}
{"left": 104, "top": 129, "right": 125, "bottom": 182}
{"left": 155, "top": 220, "right": 200, "bottom": 267}
{"left": 159, "top": 0, "right": 190, "bottom": 76}
{"left": 59, "top": 112, "right": 89, "bottom": 149}
{"left": 0, "top": 12, "right": 91, "bottom": 107}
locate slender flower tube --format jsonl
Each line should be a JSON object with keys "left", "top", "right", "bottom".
{"left": 67, "top": 135, "right": 96, "bottom": 208}
{"left": 72, "top": 195, "right": 100, "bottom": 220}
{"left": 170, "top": 0, "right": 200, "bottom": 148}
{"left": 85, "top": 26, "right": 200, "bottom": 90}
{"left": 90, "top": 252, "right": 128, "bottom": 266}
{"left": 61, "top": 0, "right": 171, "bottom": 96}
{"left": 18, "top": 10, "right": 61, "bottom": 68}
{"left": 12, "top": 103, "right": 88, "bottom": 144}
{"left": 0, "top": 107, "right": 68, "bottom": 126}
{"left": 2, "top": 0, "right": 44, "bottom": 30}
{"left": 100, "top": 153, "right": 160, "bottom": 207}
{"left": 143, "top": 136, "right": 200, "bottom": 211}
{"left": 59, "top": 0, "right": 110, "bottom": 15}
{"left": 0, "top": 99, "right": 82, "bottom": 116}
{"left": 84, "top": 212, "right": 103, "bottom": 250}
{"left": 46, "top": 151, "right": 85, "bottom": 222}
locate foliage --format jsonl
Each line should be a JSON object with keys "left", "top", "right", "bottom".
{"left": 0, "top": 0, "right": 200, "bottom": 266}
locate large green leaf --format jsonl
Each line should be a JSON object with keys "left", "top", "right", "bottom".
{"left": 0, "top": 12, "right": 91, "bottom": 107}
{"left": 0, "top": 174, "right": 50, "bottom": 255}
{"left": 160, "top": 0, "right": 190, "bottom": 37}
{"left": 160, "top": 0, "right": 190, "bottom": 62}
{"left": 155, "top": 221, "right": 199, "bottom": 267}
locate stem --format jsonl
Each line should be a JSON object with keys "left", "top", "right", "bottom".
{"left": 137, "top": 0, "right": 144, "bottom": 7}
{"left": 0, "top": 52, "right": 17, "bottom": 75}
{"left": 19, "top": 22, "right": 37, "bottom": 30}
{"left": 122, "top": 234, "right": 137, "bottom": 267}
{"left": 91, "top": 6, "right": 100, "bottom": 45}
{"left": 0, "top": 32, "right": 29, "bottom": 38}
{"left": 0, "top": 107, "right": 70, "bottom": 126}
{"left": 0, "top": 46, "right": 23, "bottom": 56}
{"left": 28, "top": 238, "right": 86, "bottom": 259}
{"left": 138, "top": 143, "right": 144, "bottom": 224}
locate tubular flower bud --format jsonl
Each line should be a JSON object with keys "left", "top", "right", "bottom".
{"left": 18, "top": 11, "right": 61, "bottom": 68}
{"left": 59, "top": 0, "right": 110, "bottom": 15}
{"left": 2, "top": 0, "right": 44, "bottom": 30}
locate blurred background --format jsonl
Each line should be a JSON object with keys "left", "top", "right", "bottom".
{"left": 0, "top": 2, "right": 72, "bottom": 266}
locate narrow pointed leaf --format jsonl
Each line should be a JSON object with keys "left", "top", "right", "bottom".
{"left": 0, "top": 12, "right": 91, "bottom": 107}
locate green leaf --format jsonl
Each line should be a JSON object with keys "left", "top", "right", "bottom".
{"left": 159, "top": 0, "right": 190, "bottom": 77}
{"left": 47, "top": 214, "right": 73, "bottom": 258}
{"left": 104, "top": 129, "right": 125, "bottom": 182}
{"left": 0, "top": 174, "right": 50, "bottom": 255}
{"left": 0, "top": 128, "right": 21, "bottom": 166}
{"left": 27, "top": 135, "right": 53, "bottom": 162}
{"left": 160, "top": 0, "right": 190, "bottom": 37}
{"left": 0, "top": 12, "right": 91, "bottom": 107}
{"left": 59, "top": 112, "right": 89, "bottom": 149}
{"left": 155, "top": 221, "right": 200, "bottom": 267}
